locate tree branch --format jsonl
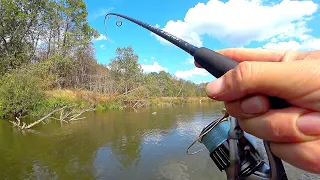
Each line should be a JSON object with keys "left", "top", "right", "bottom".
{"left": 10, "top": 106, "right": 95, "bottom": 130}
{"left": 25, "top": 106, "right": 68, "bottom": 129}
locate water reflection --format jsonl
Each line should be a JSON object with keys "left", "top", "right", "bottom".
{"left": 0, "top": 103, "right": 318, "bottom": 179}
{"left": 142, "top": 129, "right": 165, "bottom": 145}
{"left": 90, "top": 103, "right": 225, "bottom": 180}
{"left": 157, "top": 160, "right": 189, "bottom": 180}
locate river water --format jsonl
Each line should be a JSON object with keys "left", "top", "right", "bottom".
{"left": 0, "top": 103, "right": 319, "bottom": 180}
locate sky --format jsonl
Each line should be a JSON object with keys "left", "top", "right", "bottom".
{"left": 84, "top": 0, "right": 320, "bottom": 84}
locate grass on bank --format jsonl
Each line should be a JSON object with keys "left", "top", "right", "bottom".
{"left": 45, "top": 89, "right": 211, "bottom": 112}
{"left": 0, "top": 70, "right": 211, "bottom": 120}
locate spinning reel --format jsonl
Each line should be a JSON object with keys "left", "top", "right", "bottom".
{"left": 187, "top": 109, "right": 288, "bottom": 180}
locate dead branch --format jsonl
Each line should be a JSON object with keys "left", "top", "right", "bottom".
{"left": 132, "top": 101, "right": 139, "bottom": 109}
{"left": 51, "top": 117, "right": 69, "bottom": 123}
{"left": 69, "top": 117, "right": 86, "bottom": 121}
{"left": 169, "top": 84, "right": 184, "bottom": 105}
{"left": 118, "top": 86, "right": 145, "bottom": 96}
{"left": 10, "top": 106, "right": 95, "bottom": 130}
{"left": 69, "top": 108, "right": 94, "bottom": 121}
{"left": 10, "top": 106, "right": 68, "bottom": 129}
{"left": 24, "top": 106, "right": 68, "bottom": 129}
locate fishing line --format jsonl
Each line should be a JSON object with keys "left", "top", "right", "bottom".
{"left": 103, "top": 12, "right": 289, "bottom": 180}
{"left": 186, "top": 110, "right": 229, "bottom": 155}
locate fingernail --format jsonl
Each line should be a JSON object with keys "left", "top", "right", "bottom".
{"left": 297, "top": 112, "right": 320, "bottom": 136}
{"left": 240, "top": 96, "right": 265, "bottom": 114}
{"left": 206, "top": 77, "right": 226, "bottom": 98}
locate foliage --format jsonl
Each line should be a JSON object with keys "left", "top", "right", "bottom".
{"left": 95, "top": 102, "right": 124, "bottom": 111}
{"left": 0, "top": 71, "right": 45, "bottom": 118}
{"left": 0, "top": 0, "right": 99, "bottom": 75}
{"left": 0, "top": 0, "right": 209, "bottom": 119}
{"left": 109, "top": 46, "right": 143, "bottom": 94}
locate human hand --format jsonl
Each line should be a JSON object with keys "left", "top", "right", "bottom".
{"left": 195, "top": 48, "right": 320, "bottom": 174}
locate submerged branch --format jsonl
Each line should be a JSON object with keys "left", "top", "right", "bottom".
{"left": 69, "top": 108, "right": 95, "bottom": 121}
{"left": 10, "top": 106, "right": 95, "bottom": 130}
{"left": 25, "top": 106, "right": 68, "bottom": 129}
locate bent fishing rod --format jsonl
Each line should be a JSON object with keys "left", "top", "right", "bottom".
{"left": 104, "top": 13, "right": 290, "bottom": 180}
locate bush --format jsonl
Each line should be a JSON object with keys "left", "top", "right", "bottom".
{"left": 95, "top": 102, "right": 124, "bottom": 111}
{"left": 0, "top": 72, "right": 45, "bottom": 118}
{"left": 30, "top": 97, "right": 71, "bottom": 117}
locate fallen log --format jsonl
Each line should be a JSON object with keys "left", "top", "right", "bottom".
{"left": 9, "top": 106, "right": 95, "bottom": 130}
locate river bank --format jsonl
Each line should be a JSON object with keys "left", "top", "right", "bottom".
{"left": 45, "top": 89, "right": 212, "bottom": 110}
{"left": 2, "top": 89, "right": 213, "bottom": 124}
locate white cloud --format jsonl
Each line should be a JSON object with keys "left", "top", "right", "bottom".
{"left": 175, "top": 68, "right": 209, "bottom": 79}
{"left": 263, "top": 37, "right": 320, "bottom": 51}
{"left": 93, "top": 34, "right": 108, "bottom": 41}
{"left": 153, "top": 0, "right": 318, "bottom": 47}
{"left": 141, "top": 62, "right": 169, "bottom": 73}
{"left": 186, "top": 57, "right": 194, "bottom": 64}
{"left": 100, "top": 45, "right": 105, "bottom": 49}
{"left": 152, "top": 22, "right": 203, "bottom": 47}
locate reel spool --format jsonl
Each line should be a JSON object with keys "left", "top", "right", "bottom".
{"left": 187, "top": 111, "right": 276, "bottom": 180}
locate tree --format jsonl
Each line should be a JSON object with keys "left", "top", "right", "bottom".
{"left": 0, "top": 0, "right": 47, "bottom": 73}
{"left": 0, "top": 0, "right": 99, "bottom": 75}
{"left": 109, "top": 46, "right": 143, "bottom": 94}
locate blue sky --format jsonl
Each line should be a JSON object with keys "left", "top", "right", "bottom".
{"left": 85, "top": 0, "right": 320, "bottom": 84}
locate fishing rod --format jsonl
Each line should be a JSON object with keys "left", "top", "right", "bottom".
{"left": 104, "top": 12, "right": 290, "bottom": 180}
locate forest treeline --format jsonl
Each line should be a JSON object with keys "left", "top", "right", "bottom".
{"left": 0, "top": 0, "right": 208, "bottom": 119}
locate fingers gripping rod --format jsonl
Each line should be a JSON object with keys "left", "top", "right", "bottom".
{"left": 105, "top": 13, "right": 289, "bottom": 180}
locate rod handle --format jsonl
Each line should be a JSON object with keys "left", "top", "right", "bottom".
{"left": 193, "top": 47, "right": 291, "bottom": 109}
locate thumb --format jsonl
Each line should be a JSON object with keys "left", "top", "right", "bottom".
{"left": 206, "top": 60, "right": 319, "bottom": 105}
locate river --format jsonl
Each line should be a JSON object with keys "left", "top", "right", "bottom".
{"left": 0, "top": 103, "right": 319, "bottom": 180}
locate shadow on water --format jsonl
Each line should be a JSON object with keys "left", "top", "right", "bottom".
{"left": 0, "top": 102, "right": 319, "bottom": 180}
